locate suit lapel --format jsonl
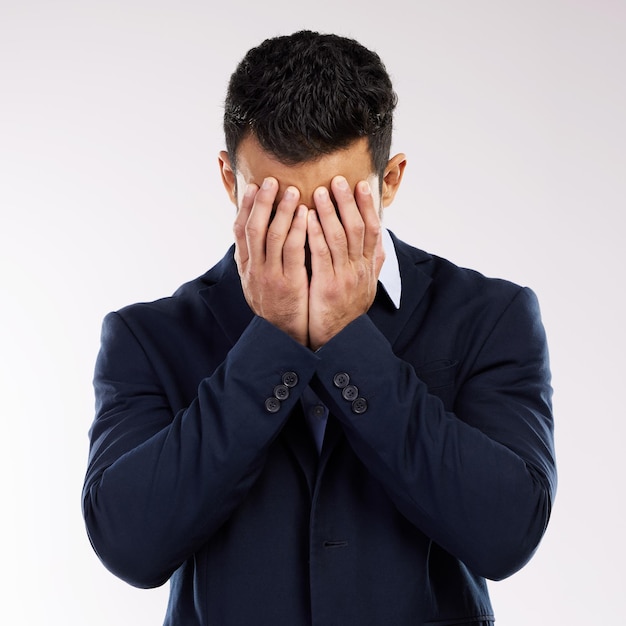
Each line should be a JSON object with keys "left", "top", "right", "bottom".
{"left": 197, "top": 246, "right": 255, "bottom": 346}
{"left": 367, "top": 232, "right": 433, "bottom": 347}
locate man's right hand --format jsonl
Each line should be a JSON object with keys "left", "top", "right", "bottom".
{"left": 233, "top": 177, "right": 310, "bottom": 346}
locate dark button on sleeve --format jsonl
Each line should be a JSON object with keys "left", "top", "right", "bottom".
{"left": 341, "top": 384, "right": 359, "bottom": 401}
{"left": 333, "top": 372, "right": 350, "bottom": 389}
{"left": 351, "top": 397, "right": 368, "bottom": 414}
{"left": 265, "top": 397, "right": 281, "bottom": 413}
{"left": 273, "top": 384, "right": 290, "bottom": 401}
{"left": 282, "top": 371, "right": 298, "bottom": 388}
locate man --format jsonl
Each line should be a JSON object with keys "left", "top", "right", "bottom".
{"left": 83, "top": 31, "right": 556, "bottom": 625}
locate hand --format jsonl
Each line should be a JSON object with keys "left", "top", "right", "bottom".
{"left": 306, "top": 176, "right": 385, "bottom": 351}
{"left": 233, "top": 177, "right": 310, "bottom": 346}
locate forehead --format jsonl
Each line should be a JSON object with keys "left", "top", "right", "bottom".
{"left": 234, "top": 135, "right": 376, "bottom": 198}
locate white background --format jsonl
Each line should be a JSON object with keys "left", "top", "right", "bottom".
{"left": 1, "top": 1, "right": 624, "bottom": 623}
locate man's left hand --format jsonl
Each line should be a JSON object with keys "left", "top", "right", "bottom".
{"left": 306, "top": 176, "right": 385, "bottom": 351}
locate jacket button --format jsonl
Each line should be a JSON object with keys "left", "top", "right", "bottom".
{"left": 265, "top": 397, "right": 281, "bottom": 413}
{"left": 342, "top": 385, "right": 359, "bottom": 401}
{"left": 273, "top": 384, "right": 290, "bottom": 401}
{"left": 310, "top": 404, "right": 326, "bottom": 419}
{"left": 333, "top": 372, "right": 350, "bottom": 388}
{"left": 282, "top": 371, "right": 298, "bottom": 388}
{"left": 351, "top": 397, "right": 368, "bottom": 414}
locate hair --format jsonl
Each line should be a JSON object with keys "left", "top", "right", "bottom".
{"left": 224, "top": 30, "right": 397, "bottom": 179}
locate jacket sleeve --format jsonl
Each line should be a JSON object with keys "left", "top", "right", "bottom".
{"left": 82, "top": 312, "right": 318, "bottom": 589}
{"left": 311, "top": 286, "right": 556, "bottom": 581}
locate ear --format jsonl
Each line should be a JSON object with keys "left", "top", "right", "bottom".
{"left": 381, "top": 153, "right": 407, "bottom": 208}
{"left": 218, "top": 150, "right": 238, "bottom": 206}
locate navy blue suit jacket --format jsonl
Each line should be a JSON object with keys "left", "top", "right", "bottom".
{"left": 83, "top": 234, "right": 556, "bottom": 625}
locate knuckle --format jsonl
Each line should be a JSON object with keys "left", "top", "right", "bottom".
{"left": 246, "top": 266, "right": 258, "bottom": 282}
{"left": 366, "top": 217, "right": 381, "bottom": 234}
{"left": 316, "top": 243, "right": 332, "bottom": 258}
{"left": 233, "top": 220, "right": 245, "bottom": 239}
{"left": 245, "top": 223, "right": 261, "bottom": 239}
{"left": 266, "top": 228, "right": 283, "bottom": 245}
{"left": 352, "top": 221, "right": 366, "bottom": 237}
{"left": 330, "top": 230, "right": 346, "bottom": 246}
{"left": 282, "top": 238, "right": 301, "bottom": 255}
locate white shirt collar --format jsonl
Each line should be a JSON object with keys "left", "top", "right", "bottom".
{"left": 378, "top": 228, "right": 402, "bottom": 309}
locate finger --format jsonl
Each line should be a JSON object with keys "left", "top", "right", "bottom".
{"left": 307, "top": 209, "right": 334, "bottom": 275}
{"left": 355, "top": 180, "right": 382, "bottom": 261}
{"left": 330, "top": 176, "right": 365, "bottom": 261}
{"left": 246, "top": 177, "right": 279, "bottom": 264}
{"left": 313, "top": 185, "right": 348, "bottom": 266}
{"left": 282, "top": 204, "right": 308, "bottom": 274}
{"left": 233, "top": 183, "right": 258, "bottom": 267}
{"left": 265, "top": 186, "right": 301, "bottom": 268}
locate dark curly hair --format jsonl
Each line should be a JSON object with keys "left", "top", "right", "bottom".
{"left": 224, "top": 31, "right": 397, "bottom": 179}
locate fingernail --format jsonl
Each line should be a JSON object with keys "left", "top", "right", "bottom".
{"left": 245, "top": 184, "right": 256, "bottom": 197}
{"left": 335, "top": 176, "right": 349, "bottom": 190}
{"left": 262, "top": 178, "right": 274, "bottom": 190}
{"left": 284, "top": 186, "right": 296, "bottom": 200}
{"left": 359, "top": 181, "right": 371, "bottom": 194}
{"left": 315, "top": 187, "right": 328, "bottom": 199}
